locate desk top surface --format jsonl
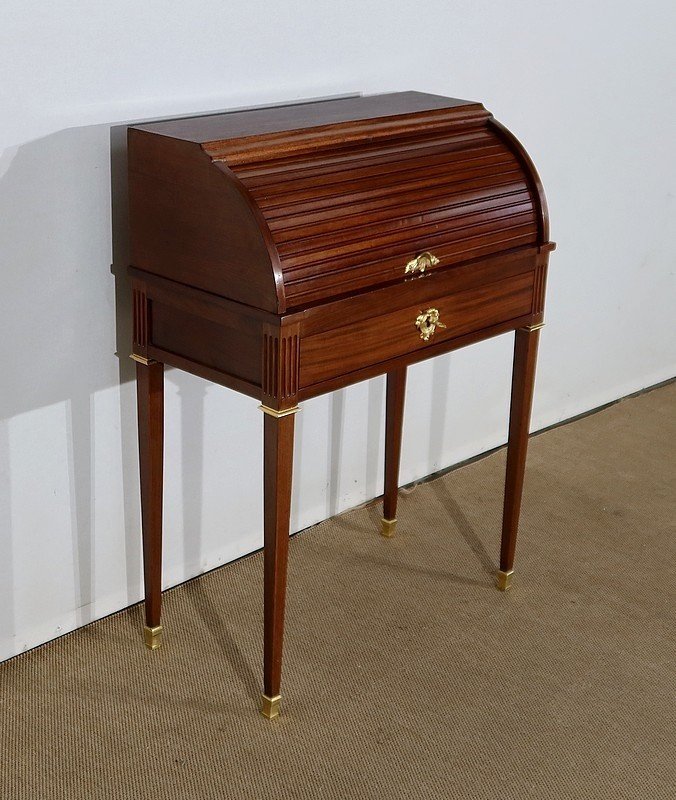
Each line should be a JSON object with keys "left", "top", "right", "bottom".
{"left": 132, "top": 92, "right": 479, "bottom": 144}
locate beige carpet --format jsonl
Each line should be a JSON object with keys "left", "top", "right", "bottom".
{"left": 1, "top": 383, "right": 675, "bottom": 800}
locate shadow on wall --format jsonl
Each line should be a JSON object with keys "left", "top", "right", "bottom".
{"left": 111, "top": 122, "right": 213, "bottom": 600}
{"left": 0, "top": 97, "right": 458, "bottom": 657}
{"left": 0, "top": 99, "right": 396, "bottom": 656}
{"left": 0, "top": 123, "right": 144, "bottom": 644}
{"left": 0, "top": 421, "right": 12, "bottom": 645}
{"left": 0, "top": 122, "right": 211, "bottom": 649}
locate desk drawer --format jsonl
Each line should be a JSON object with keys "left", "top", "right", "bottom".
{"left": 299, "top": 270, "right": 534, "bottom": 386}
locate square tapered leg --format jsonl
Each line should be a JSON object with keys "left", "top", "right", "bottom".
{"left": 382, "top": 368, "right": 407, "bottom": 537}
{"left": 261, "top": 405, "right": 297, "bottom": 718}
{"left": 136, "top": 359, "right": 165, "bottom": 646}
{"left": 498, "top": 325, "right": 541, "bottom": 589}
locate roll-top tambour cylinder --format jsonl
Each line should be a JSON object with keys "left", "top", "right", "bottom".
{"left": 129, "top": 92, "right": 549, "bottom": 315}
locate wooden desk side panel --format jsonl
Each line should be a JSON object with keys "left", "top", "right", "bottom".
{"left": 152, "top": 301, "right": 262, "bottom": 385}
{"left": 131, "top": 272, "right": 265, "bottom": 399}
{"left": 128, "top": 129, "right": 282, "bottom": 312}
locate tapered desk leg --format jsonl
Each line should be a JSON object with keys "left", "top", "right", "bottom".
{"left": 381, "top": 368, "right": 407, "bottom": 538}
{"left": 136, "top": 360, "right": 164, "bottom": 648}
{"left": 498, "top": 325, "right": 542, "bottom": 591}
{"left": 261, "top": 407, "right": 296, "bottom": 719}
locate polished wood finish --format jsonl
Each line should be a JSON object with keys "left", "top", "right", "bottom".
{"left": 136, "top": 360, "right": 164, "bottom": 629}
{"left": 299, "top": 271, "right": 534, "bottom": 386}
{"left": 127, "top": 91, "right": 554, "bottom": 715}
{"left": 129, "top": 92, "right": 549, "bottom": 316}
{"left": 500, "top": 326, "right": 541, "bottom": 573}
{"left": 383, "top": 369, "right": 407, "bottom": 523}
{"left": 263, "top": 412, "right": 295, "bottom": 700}
{"left": 134, "top": 92, "right": 477, "bottom": 144}
{"left": 128, "top": 132, "right": 281, "bottom": 311}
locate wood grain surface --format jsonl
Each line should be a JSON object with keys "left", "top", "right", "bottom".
{"left": 127, "top": 91, "right": 554, "bottom": 715}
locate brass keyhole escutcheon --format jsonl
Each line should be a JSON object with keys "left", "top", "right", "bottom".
{"left": 415, "top": 308, "right": 447, "bottom": 341}
{"left": 405, "top": 251, "right": 439, "bottom": 275}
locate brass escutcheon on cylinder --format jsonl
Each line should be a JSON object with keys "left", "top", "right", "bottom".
{"left": 415, "top": 308, "right": 447, "bottom": 341}
{"left": 405, "top": 251, "right": 439, "bottom": 275}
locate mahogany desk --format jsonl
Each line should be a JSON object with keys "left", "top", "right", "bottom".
{"left": 127, "top": 92, "right": 555, "bottom": 719}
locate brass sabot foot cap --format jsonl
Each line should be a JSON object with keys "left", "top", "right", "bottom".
{"left": 144, "top": 625, "right": 163, "bottom": 650}
{"left": 380, "top": 518, "right": 397, "bottom": 538}
{"left": 260, "top": 694, "right": 281, "bottom": 720}
{"left": 496, "top": 569, "right": 514, "bottom": 591}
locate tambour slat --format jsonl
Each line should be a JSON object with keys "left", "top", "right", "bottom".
{"left": 277, "top": 200, "right": 534, "bottom": 258}
{"left": 267, "top": 185, "right": 530, "bottom": 235}
{"left": 224, "top": 120, "right": 539, "bottom": 309}
{"left": 260, "top": 170, "right": 526, "bottom": 221}
{"left": 283, "top": 218, "right": 537, "bottom": 280}
{"left": 275, "top": 188, "right": 530, "bottom": 245}
{"left": 246, "top": 151, "right": 516, "bottom": 204}
{"left": 250, "top": 158, "right": 520, "bottom": 209}
{"left": 285, "top": 230, "right": 538, "bottom": 307}
{"left": 234, "top": 130, "right": 492, "bottom": 181}
{"left": 240, "top": 141, "right": 507, "bottom": 192}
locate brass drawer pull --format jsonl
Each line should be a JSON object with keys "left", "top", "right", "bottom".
{"left": 415, "top": 308, "right": 447, "bottom": 341}
{"left": 405, "top": 251, "right": 439, "bottom": 275}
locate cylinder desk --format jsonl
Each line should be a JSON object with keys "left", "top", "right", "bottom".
{"left": 127, "top": 91, "right": 555, "bottom": 719}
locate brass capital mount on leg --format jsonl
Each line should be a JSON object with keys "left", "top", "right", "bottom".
{"left": 520, "top": 322, "right": 545, "bottom": 333}
{"left": 130, "top": 353, "right": 157, "bottom": 366}
{"left": 259, "top": 404, "right": 300, "bottom": 418}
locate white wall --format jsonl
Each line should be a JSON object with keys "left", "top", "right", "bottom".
{"left": 1, "top": 0, "right": 674, "bottom": 661}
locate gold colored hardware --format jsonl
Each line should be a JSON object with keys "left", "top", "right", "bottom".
{"left": 144, "top": 625, "right": 163, "bottom": 650}
{"left": 522, "top": 322, "right": 545, "bottom": 332}
{"left": 496, "top": 570, "right": 514, "bottom": 591}
{"left": 380, "top": 518, "right": 397, "bottom": 538}
{"left": 260, "top": 694, "right": 281, "bottom": 719}
{"left": 259, "top": 404, "right": 300, "bottom": 418}
{"left": 130, "top": 353, "right": 156, "bottom": 366}
{"left": 415, "top": 308, "right": 447, "bottom": 342}
{"left": 405, "top": 251, "right": 439, "bottom": 275}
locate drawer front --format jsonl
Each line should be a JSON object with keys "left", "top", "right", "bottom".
{"left": 299, "top": 270, "right": 534, "bottom": 387}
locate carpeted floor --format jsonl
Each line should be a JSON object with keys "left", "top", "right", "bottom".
{"left": 1, "top": 383, "right": 675, "bottom": 799}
